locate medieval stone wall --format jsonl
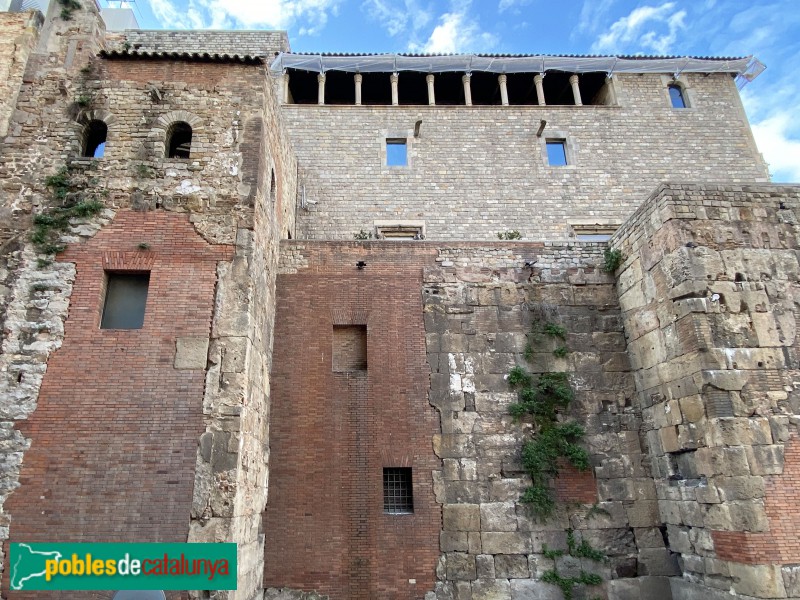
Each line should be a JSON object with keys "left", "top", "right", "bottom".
{"left": 284, "top": 72, "right": 767, "bottom": 241}
{"left": 612, "top": 182, "right": 800, "bottom": 600}
{"left": 104, "top": 29, "right": 290, "bottom": 55}
{"left": 0, "top": 11, "right": 42, "bottom": 140}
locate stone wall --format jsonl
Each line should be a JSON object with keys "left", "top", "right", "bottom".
{"left": 284, "top": 72, "right": 767, "bottom": 241}
{"left": 422, "top": 243, "right": 673, "bottom": 600}
{"left": 0, "top": 0, "right": 297, "bottom": 596}
{"left": 612, "top": 182, "right": 800, "bottom": 599}
{"left": 104, "top": 29, "right": 290, "bottom": 55}
{"left": 0, "top": 11, "right": 42, "bottom": 139}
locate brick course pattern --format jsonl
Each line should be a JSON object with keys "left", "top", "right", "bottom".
{"left": 3, "top": 210, "right": 232, "bottom": 599}
{"left": 266, "top": 243, "right": 441, "bottom": 600}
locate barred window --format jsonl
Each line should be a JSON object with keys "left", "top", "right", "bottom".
{"left": 383, "top": 467, "right": 413, "bottom": 514}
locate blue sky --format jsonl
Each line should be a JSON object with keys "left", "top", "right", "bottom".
{"left": 125, "top": 0, "right": 799, "bottom": 182}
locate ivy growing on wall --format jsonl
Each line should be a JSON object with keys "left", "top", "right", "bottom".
{"left": 542, "top": 529, "right": 605, "bottom": 600}
{"left": 508, "top": 314, "right": 590, "bottom": 518}
{"left": 32, "top": 163, "right": 106, "bottom": 256}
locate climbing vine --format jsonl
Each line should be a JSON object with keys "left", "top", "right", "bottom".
{"left": 508, "top": 315, "right": 590, "bottom": 518}
{"left": 541, "top": 529, "right": 605, "bottom": 600}
{"left": 32, "top": 164, "right": 106, "bottom": 256}
{"left": 602, "top": 246, "right": 624, "bottom": 273}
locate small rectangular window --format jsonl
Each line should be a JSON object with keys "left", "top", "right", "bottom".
{"left": 571, "top": 224, "right": 617, "bottom": 242}
{"left": 101, "top": 272, "right": 150, "bottom": 329}
{"left": 546, "top": 140, "right": 568, "bottom": 166}
{"left": 383, "top": 467, "right": 413, "bottom": 514}
{"left": 386, "top": 139, "right": 407, "bottom": 166}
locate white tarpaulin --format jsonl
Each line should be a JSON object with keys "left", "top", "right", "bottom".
{"left": 270, "top": 53, "right": 758, "bottom": 78}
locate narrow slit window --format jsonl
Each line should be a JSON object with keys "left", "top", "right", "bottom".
{"left": 167, "top": 121, "right": 192, "bottom": 159}
{"left": 383, "top": 468, "right": 413, "bottom": 514}
{"left": 546, "top": 139, "right": 568, "bottom": 166}
{"left": 83, "top": 120, "right": 107, "bottom": 158}
{"left": 101, "top": 272, "right": 150, "bottom": 330}
{"left": 668, "top": 84, "right": 687, "bottom": 109}
{"left": 386, "top": 139, "right": 407, "bottom": 166}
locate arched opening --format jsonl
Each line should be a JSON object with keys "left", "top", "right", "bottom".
{"left": 668, "top": 84, "right": 687, "bottom": 108}
{"left": 166, "top": 121, "right": 192, "bottom": 158}
{"left": 82, "top": 120, "right": 107, "bottom": 158}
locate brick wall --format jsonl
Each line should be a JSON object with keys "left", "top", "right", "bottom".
{"left": 286, "top": 72, "right": 767, "bottom": 241}
{"left": 3, "top": 210, "right": 232, "bottom": 599}
{"left": 266, "top": 243, "right": 442, "bottom": 600}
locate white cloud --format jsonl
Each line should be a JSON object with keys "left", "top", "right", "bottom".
{"left": 591, "top": 2, "right": 686, "bottom": 55}
{"left": 361, "top": 0, "right": 432, "bottom": 37}
{"left": 574, "top": 0, "right": 615, "bottom": 35}
{"left": 145, "top": 0, "right": 341, "bottom": 33}
{"left": 498, "top": 0, "right": 531, "bottom": 13}
{"left": 751, "top": 112, "right": 800, "bottom": 182}
{"left": 413, "top": 8, "right": 497, "bottom": 53}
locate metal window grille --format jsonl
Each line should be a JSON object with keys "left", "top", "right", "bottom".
{"left": 383, "top": 468, "right": 413, "bottom": 514}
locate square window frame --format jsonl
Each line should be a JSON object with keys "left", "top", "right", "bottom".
{"left": 100, "top": 270, "right": 151, "bottom": 330}
{"left": 383, "top": 467, "right": 414, "bottom": 515}
{"left": 381, "top": 130, "right": 413, "bottom": 169}
{"left": 540, "top": 131, "right": 576, "bottom": 169}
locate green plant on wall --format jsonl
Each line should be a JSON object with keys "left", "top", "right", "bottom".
{"left": 541, "top": 529, "right": 605, "bottom": 600}
{"left": 353, "top": 229, "right": 373, "bottom": 240}
{"left": 602, "top": 247, "right": 624, "bottom": 273}
{"left": 31, "top": 164, "right": 105, "bottom": 256}
{"left": 508, "top": 314, "right": 590, "bottom": 519}
{"left": 57, "top": 0, "right": 81, "bottom": 19}
{"left": 497, "top": 230, "right": 522, "bottom": 240}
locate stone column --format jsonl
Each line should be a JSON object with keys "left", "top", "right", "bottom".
{"left": 390, "top": 72, "right": 399, "bottom": 106}
{"left": 604, "top": 75, "right": 617, "bottom": 106}
{"left": 534, "top": 73, "right": 545, "bottom": 106}
{"left": 355, "top": 73, "right": 362, "bottom": 106}
{"left": 462, "top": 73, "right": 472, "bottom": 106}
{"left": 570, "top": 74, "right": 582, "bottom": 106}
{"left": 426, "top": 73, "right": 435, "bottom": 106}
{"left": 499, "top": 74, "right": 509, "bottom": 106}
{"left": 282, "top": 71, "right": 290, "bottom": 104}
{"left": 317, "top": 73, "right": 326, "bottom": 105}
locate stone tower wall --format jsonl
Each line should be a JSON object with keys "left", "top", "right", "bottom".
{"left": 613, "top": 182, "right": 800, "bottom": 599}
{"left": 284, "top": 72, "right": 767, "bottom": 241}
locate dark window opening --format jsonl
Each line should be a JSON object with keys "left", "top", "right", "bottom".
{"left": 386, "top": 139, "right": 407, "bottom": 166}
{"left": 332, "top": 324, "right": 367, "bottom": 371}
{"left": 541, "top": 71, "right": 576, "bottom": 105}
{"left": 580, "top": 72, "right": 611, "bottom": 105}
{"left": 360, "top": 72, "right": 392, "bottom": 105}
{"left": 101, "top": 272, "right": 150, "bottom": 330}
{"left": 398, "top": 72, "right": 428, "bottom": 105}
{"left": 383, "top": 467, "right": 413, "bottom": 514}
{"left": 270, "top": 169, "right": 276, "bottom": 202}
{"left": 546, "top": 139, "right": 568, "bottom": 166}
{"left": 82, "top": 119, "right": 107, "bottom": 158}
{"left": 323, "top": 70, "right": 356, "bottom": 104}
{"left": 286, "top": 69, "right": 319, "bottom": 104}
{"left": 469, "top": 72, "right": 502, "bottom": 105}
{"left": 505, "top": 73, "right": 539, "bottom": 105}
{"left": 669, "top": 84, "right": 687, "bottom": 108}
{"left": 433, "top": 72, "right": 465, "bottom": 105}
{"left": 166, "top": 121, "right": 192, "bottom": 159}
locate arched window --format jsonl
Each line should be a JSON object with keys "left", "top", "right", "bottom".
{"left": 82, "top": 119, "right": 107, "bottom": 158}
{"left": 668, "top": 84, "right": 687, "bottom": 109}
{"left": 166, "top": 121, "right": 192, "bottom": 158}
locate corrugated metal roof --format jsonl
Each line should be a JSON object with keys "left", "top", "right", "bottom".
{"left": 99, "top": 49, "right": 263, "bottom": 63}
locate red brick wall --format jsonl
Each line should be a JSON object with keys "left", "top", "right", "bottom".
{"left": 712, "top": 435, "right": 800, "bottom": 564}
{"left": 102, "top": 59, "right": 262, "bottom": 88}
{"left": 264, "top": 244, "right": 442, "bottom": 600}
{"left": 4, "top": 210, "right": 231, "bottom": 598}
{"left": 554, "top": 463, "right": 598, "bottom": 504}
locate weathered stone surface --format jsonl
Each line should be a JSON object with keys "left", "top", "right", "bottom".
{"left": 731, "top": 564, "right": 787, "bottom": 598}
{"left": 446, "top": 553, "right": 478, "bottom": 581}
{"left": 444, "top": 504, "right": 481, "bottom": 532}
{"left": 509, "top": 579, "right": 561, "bottom": 600}
{"left": 174, "top": 336, "right": 210, "bottom": 369}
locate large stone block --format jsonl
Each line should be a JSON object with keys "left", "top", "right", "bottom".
{"left": 471, "top": 578, "right": 511, "bottom": 600}
{"left": 174, "top": 336, "right": 210, "bottom": 369}
{"left": 509, "top": 579, "right": 561, "bottom": 600}
{"left": 481, "top": 532, "right": 532, "bottom": 554}
{"left": 731, "top": 563, "right": 787, "bottom": 598}
{"left": 444, "top": 504, "right": 481, "bottom": 532}
{"left": 480, "top": 502, "right": 517, "bottom": 532}
{"left": 446, "top": 553, "right": 477, "bottom": 581}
